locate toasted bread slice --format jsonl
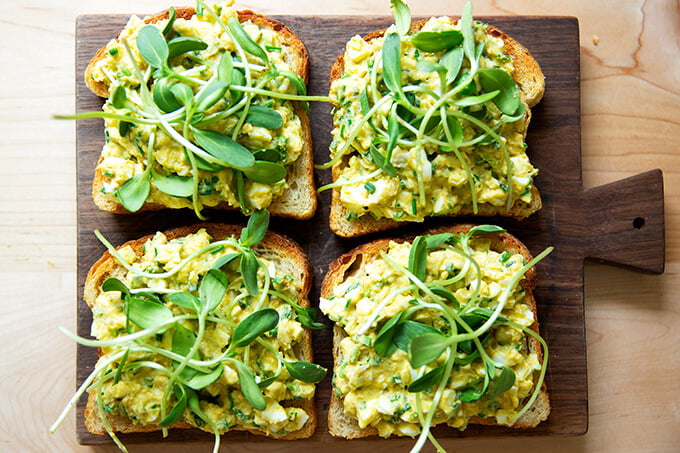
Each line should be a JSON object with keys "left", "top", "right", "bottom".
{"left": 83, "top": 223, "right": 317, "bottom": 440}
{"left": 86, "top": 8, "right": 316, "bottom": 219}
{"left": 328, "top": 19, "right": 545, "bottom": 237}
{"left": 321, "top": 224, "right": 550, "bottom": 438}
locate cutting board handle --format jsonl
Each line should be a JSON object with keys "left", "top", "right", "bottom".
{"left": 581, "top": 169, "right": 665, "bottom": 273}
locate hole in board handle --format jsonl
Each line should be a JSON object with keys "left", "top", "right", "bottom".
{"left": 633, "top": 217, "right": 645, "bottom": 229}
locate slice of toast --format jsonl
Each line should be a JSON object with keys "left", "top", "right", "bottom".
{"left": 83, "top": 223, "right": 317, "bottom": 440}
{"left": 321, "top": 224, "right": 550, "bottom": 438}
{"left": 328, "top": 18, "right": 545, "bottom": 237}
{"left": 86, "top": 7, "right": 316, "bottom": 219}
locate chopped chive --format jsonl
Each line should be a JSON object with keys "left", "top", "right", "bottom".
{"left": 209, "top": 245, "right": 225, "bottom": 254}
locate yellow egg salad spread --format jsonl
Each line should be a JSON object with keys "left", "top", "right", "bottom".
{"left": 322, "top": 1, "right": 539, "bottom": 223}
{"left": 88, "top": 0, "right": 311, "bottom": 216}
{"left": 320, "top": 225, "right": 550, "bottom": 449}
{"left": 52, "top": 213, "right": 326, "bottom": 451}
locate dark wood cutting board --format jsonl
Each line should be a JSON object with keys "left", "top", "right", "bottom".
{"left": 75, "top": 13, "right": 665, "bottom": 446}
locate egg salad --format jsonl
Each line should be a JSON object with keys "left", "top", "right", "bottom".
{"left": 324, "top": 3, "right": 539, "bottom": 223}
{"left": 50, "top": 217, "right": 327, "bottom": 450}
{"left": 320, "top": 226, "right": 549, "bottom": 443}
{"left": 88, "top": 0, "right": 308, "bottom": 215}
{"left": 92, "top": 229, "right": 316, "bottom": 433}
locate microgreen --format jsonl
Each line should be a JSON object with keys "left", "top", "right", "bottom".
{"left": 137, "top": 25, "right": 169, "bottom": 70}
{"left": 234, "top": 360, "right": 267, "bottom": 410}
{"left": 230, "top": 308, "right": 279, "bottom": 349}
{"left": 242, "top": 161, "right": 287, "bottom": 184}
{"left": 115, "top": 173, "right": 151, "bottom": 212}
{"left": 430, "top": 286, "right": 460, "bottom": 309}
{"left": 198, "top": 269, "right": 229, "bottom": 313}
{"left": 168, "top": 292, "right": 200, "bottom": 312}
{"left": 319, "top": 0, "right": 531, "bottom": 220}
{"left": 191, "top": 127, "right": 255, "bottom": 169}
{"left": 407, "top": 363, "right": 446, "bottom": 392}
{"left": 390, "top": 0, "right": 411, "bottom": 36}
{"left": 102, "top": 277, "right": 130, "bottom": 296}
{"left": 424, "top": 233, "right": 455, "bottom": 248}
{"left": 441, "top": 47, "right": 464, "bottom": 84}
{"left": 240, "top": 251, "right": 260, "bottom": 296}
{"left": 368, "top": 142, "right": 397, "bottom": 176}
{"left": 381, "top": 33, "right": 403, "bottom": 99}
{"left": 194, "top": 80, "right": 230, "bottom": 112}
{"left": 167, "top": 36, "right": 208, "bottom": 59}
{"left": 56, "top": 4, "right": 332, "bottom": 218}
{"left": 235, "top": 171, "right": 248, "bottom": 212}
{"left": 240, "top": 209, "right": 269, "bottom": 247}
{"left": 415, "top": 59, "right": 445, "bottom": 76}
{"left": 171, "top": 82, "right": 194, "bottom": 107}
{"left": 112, "top": 348, "right": 129, "bottom": 385}
{"left": 227, "top": 16, "right": 269, "bottom": 65}
{"left": 211, "top": 252, "right": 241, "bottom": 270}
{"left": 151, "top": 171, "right": 194, "bottom": 197}
{"left": 460, "top": 2, "right": 476, "bottom": 66}
{"left": 468, "top": 224, "right": 506, "bottom": 236}
{"left": 411, "top": 30, "right": 463, "bottom": 52}
{"left": 284, "top": 361, "right": 327, "bottom": 383}
{"left": 373, "top": 311, "right": 405, "bottom": 357}
{"left": 184, "top": 386, "right": 217, "bottom": 431}
{"left": 216, "top": 52, "right": 234, "bottom": 83}
{"left": 172, "top": 323, "right": 199, "bottom": 358}
{"left": 294, "top": 306, "right": 326, "bottom": 330}
{"left": 158, "top": 385, "right": 186, "bottom": 427}
{"left": 407, "top": 235, "right": 427, "bottom": 281}
{"left": 392, "top": 320, "right": 440, "bottom": 352}
{"left": 184, "top": 365, "right": 224, "bottom": 390}
{"left": 477, "top": 67, "right": 522, "bottom": 115}
{"left": 386, "top": 106, "right": 400, "bottom": 162}
{"left": 127, "top": 297, "right": 174, "bottom": 330}
{"left": 454, "top": 90, "right": 500, "bottom": 107}
{"left": 109, "top": 85, "right": 128, "bottom": 109}
{"left": 360, "top": 89, "right": 371, "bottom": 115}
{"left": 329, "top": 226, "right": 553, "bottom": 453}
{"left": 54, "top": 225, "right": 327, "bottom": 453}
{"left": 500, "top": 102, "right": 526, "bottom": 123}
{"left": 270, "top": 287, "right": 325, "bottom": 330}
{"left": 153, "top": 78, "right": 183, "bottom": 112}
{"left": 487, "top": 365, "right": 516, "bottom": 399}
{"left": 245, "top": 105, "right": 283, "bottom": 129}
{"left": 163, "top": 7, "right": 177, "bottom": 36}
{"left": 253, "top": 148, "right": 282, "bottom": 162}
{"left": 408, "top": 332, "right": 449, "bottom": 368}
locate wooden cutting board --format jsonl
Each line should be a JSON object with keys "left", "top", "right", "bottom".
{"left": 75, "top": 13, "right": 665, "bottom": 446}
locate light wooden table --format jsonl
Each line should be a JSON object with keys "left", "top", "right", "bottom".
{"left": 1, "top": 1, "right": 677, "bottom": 452}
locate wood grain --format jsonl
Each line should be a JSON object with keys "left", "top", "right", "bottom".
{"left": 0, "top": 1, "right": 678, "bottom": 453}
{"left": 74, "top": 12, "right": 664, "bottom": 447}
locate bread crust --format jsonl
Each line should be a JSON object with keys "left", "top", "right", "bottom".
{"left": 321, "top": 224, "right": 550, "bottom": 438}
{"left": 328, "top": 19, "right": 545, "bottom": 237}
{"left": 86, "top": 8, "right": 316, "bottom": 219}
{"left": 83, "top": 223, "right": 317, "bottom": 440}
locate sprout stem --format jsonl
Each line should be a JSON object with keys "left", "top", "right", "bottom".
{"left": 49, "top": 350, "right": 126, "bottom": 433}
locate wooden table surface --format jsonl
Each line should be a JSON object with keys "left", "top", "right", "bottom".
{"left": 1, "top": 1, "right": 678, "bottom": 452}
